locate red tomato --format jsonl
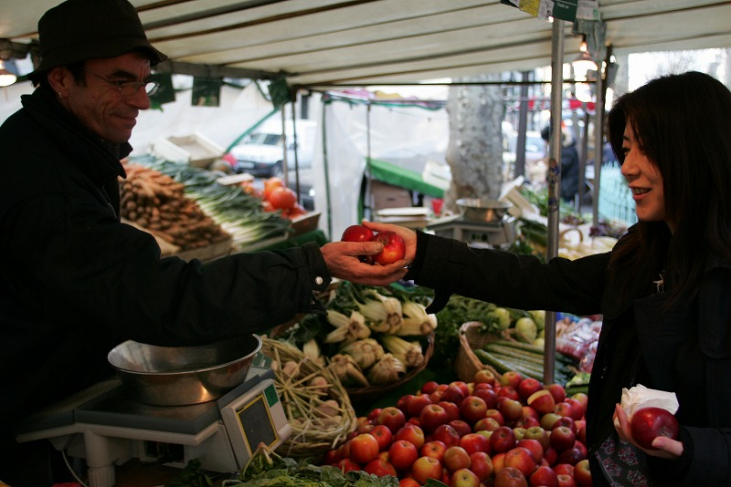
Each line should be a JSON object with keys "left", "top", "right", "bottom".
{"left": 287, "top": 204, "right": 307, "bottom": 219}
{"left": 263, "top": 177, "right": 285, "bottom": 200}
{"left": 268, "top": 186, "right": 297, "bottom": 209}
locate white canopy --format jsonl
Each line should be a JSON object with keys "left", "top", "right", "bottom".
{"left": 2, "top": 1, "right": 730, "bottom": 88}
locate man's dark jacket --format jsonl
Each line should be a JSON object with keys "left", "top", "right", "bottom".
{"left": 0, "top": 87, "right": 330, "bottom": 482}
{"left": 407, "top": 230, "right": 731, "bottom": 486}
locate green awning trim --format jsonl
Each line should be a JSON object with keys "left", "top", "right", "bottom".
{"left": 367, "top": 157, "right": 445, "bottom": 199}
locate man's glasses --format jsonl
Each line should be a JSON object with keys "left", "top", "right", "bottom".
{"left": 82, "top": 68, "right": 159, "bottom": 97}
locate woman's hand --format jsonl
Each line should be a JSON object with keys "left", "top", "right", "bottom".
{"left": 362, "top": 220, "right": 417, "bottom": 264}
{"left": 614, "top": 404, "right": 684, "bottom": 459}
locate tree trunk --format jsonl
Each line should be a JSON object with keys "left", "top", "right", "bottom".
{"left": 444, "top": 74, "right": 504, "bottom": 213}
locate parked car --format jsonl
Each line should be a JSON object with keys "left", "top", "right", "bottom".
{"left": 228, "top": 119, "right": 317, "bottom": 178}
{"left": 226, "top": 119, "right": 317, "bottom": 210}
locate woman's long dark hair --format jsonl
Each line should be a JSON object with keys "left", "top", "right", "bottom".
{"left": 607, "top": 71, "right": 731, "bottom": 304}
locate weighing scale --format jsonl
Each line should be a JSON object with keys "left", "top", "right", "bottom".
{"left": 426, "top": 213, "right": 517, "bottom": 248}
{"left": 15, "top": 354, "right": 292, "bottom": 487}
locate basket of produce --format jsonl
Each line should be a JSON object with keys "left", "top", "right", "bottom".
{"left": 456, "top": 318, "right": 579, "bottom": 385}
{"left": 270, "top": 281, "right": 437, "bottom": 405}
{"left": 260, "top": 336, "right": 357, "bottom": 459}
{"left": 454, "top": 321, "right": 501, "bottom": 384}
{"left": 344, "top": 331, "right": 434, "bottom": 403}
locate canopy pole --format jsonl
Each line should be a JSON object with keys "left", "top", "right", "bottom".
{"left": 280, "top": 107, "right": 288, "bottom": 180}
{"left": 592, "top": 46, "right": 610, "bottom": 226}
{"left": 290, "top": 98, "right": 302, "bottom": 205}
{"left": 543, "top": 18, "right": 565, "bottom": 385}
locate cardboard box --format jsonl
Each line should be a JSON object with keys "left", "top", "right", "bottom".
{"left": 370, "top": 180, "right": 412, "bottom": 211}
{"left": 150, "top": 133, "right": 224, "bottom": 169}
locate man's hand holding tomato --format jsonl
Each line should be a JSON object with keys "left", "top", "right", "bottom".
{"left": 319, "top": 222, "right": 416, "bottom": 287}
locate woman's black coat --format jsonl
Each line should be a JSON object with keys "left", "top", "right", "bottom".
{"left": 407, "top": 230, "right": 731, "bottom": 485}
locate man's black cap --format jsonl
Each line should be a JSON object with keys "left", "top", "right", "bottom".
{"left": 29, "top": 0, "right": 167, "bottom": 81}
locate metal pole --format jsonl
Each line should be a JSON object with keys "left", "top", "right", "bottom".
{"left": 280, "top": 107, "right": 288, "bottom": 182}
{"left": 515, "top": 71, "right": 531, "bottom": 179}
{"left": 543, "top": 19, "right": 565, "bottom": 385}
{"left": 578, "top": 110, "right": 589, "bottom": 212}
{"left": 290, "top": 99, "right": 301, "bottom": 205}
{"left": 592, "top": 62, "right": 606, "bottom": 227}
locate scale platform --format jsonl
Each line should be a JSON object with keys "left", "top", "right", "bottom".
{"left": 15, "top": 355, "right": 291, "bottom": 487}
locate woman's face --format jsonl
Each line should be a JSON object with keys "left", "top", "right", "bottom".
{"left": 620, "top": 121, "right": 671, "bottom": 230}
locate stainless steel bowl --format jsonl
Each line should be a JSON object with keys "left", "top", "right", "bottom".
{"left": 108, "top": 334, "right": 262, "bottom": 406}
{"left": 456, "top": 198, "right": 513, "bottom": 222}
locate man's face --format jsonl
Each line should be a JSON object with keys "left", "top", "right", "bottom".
{"left": 63, "top": 52, "right": 152, "bottom": 144}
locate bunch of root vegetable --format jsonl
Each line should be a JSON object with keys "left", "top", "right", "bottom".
{"left": 120, "top": 163, "right": 230, "bottom": 250}
{"left": 262, "top": 337, "right": 356, "bottom": 459}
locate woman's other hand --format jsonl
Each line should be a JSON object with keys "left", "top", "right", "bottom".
{"left": 614, "top": 404, "right": 684, "bottom": 460}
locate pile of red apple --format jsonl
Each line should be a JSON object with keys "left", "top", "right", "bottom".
{"left": 320, "top": 369, "right": 593, "bottom": 487}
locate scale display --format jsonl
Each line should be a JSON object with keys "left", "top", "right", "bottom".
{"left": 238, "top": 393, "right": 276, "bottom": 448}
{"left": 221, "top": 378, "right": 291, "bottom": 468}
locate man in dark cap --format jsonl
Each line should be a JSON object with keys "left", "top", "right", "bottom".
{"left": 0, "top": 0, "right": 412, "bottom": 484}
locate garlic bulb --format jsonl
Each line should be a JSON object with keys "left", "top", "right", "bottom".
{"left": 339, "top": 338, "right": 384, "bottom": 370}
{"left": 398, "top": 300, "right": 438, "bottom": 336}
{"left": 367, "top": 353, "right": 406, "bottom": 385}
{"left": 380, "top": 334, "right": 424, "bottom": 368}
{"left": 325, "top": 310, "right": 371, "bottom": 343}
{"left": 328, "top": 353, "right": 370, "bottom": 387}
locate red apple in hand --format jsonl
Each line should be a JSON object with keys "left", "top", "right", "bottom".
{"left": 342, "top": 224, "right": 376, "bottom": 263}
{"left": 371, "top": 231, "right": 406, "bottom": 265}
{"left": 630, "top": 407, "right": 680, "bottom": 450}
{"left": 342, "top": 224, "right": 374, "bottom": 242}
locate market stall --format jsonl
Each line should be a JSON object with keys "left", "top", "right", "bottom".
{"left": 4, "top": 2, "right": 727, "bottom": 486}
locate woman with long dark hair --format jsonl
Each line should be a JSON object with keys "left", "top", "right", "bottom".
{"left": 372, "top": 71, "right": 731, "bottom": 485}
